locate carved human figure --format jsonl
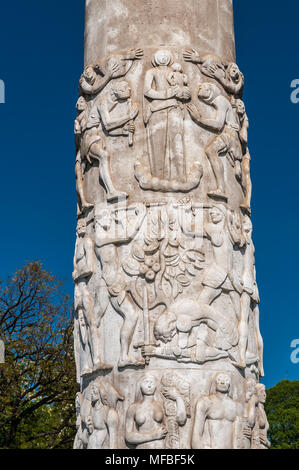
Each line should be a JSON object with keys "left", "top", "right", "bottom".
{"left": 236, "top": 99, "right": 252, "bottom": 215}
{"left": 191, "top": 373, "right": 243, "bottom": 449}
{"left": 125, "top": 374, "right": 169, "bottom": 449}
{"left": 187, "top": 82, "right": 242, "bottom": 200}
{"left": 142, "top": 297, "right": 235, "bottom": 364}
{"left": 252, "top": 384, "right": 271, "bottom": 449}
{"left": 87, "top": 380, "right": 124, "bottom": 449}
{"left": 74, "top": 96, "right": 94, "bottom": 215}
{"left": 182, "top": 205, "right": 243, "bottom": 319}
{"left": 143, "top": 50, "right": 191, "bottom": 181}
{"left": 94, "top": 80, "right": 139, "bottom": 146}
{"left": 94, "top": 205, "right": 146, "bottom": 368}
{"left": 82, "top": 96, "right": 128, "bottom": 203}
{"left": 79, "top": 48, "right": 144, "bottom": 96}
{"left": 183, "top": 50, "right": 244, "bottom": 98}
{"left": 73, "top": 218, "right": 111, "bottom": 374}
{"left": 233, "top": 215, "right": 264, "bottom": 375}
{"left": 74, "top": 386, "right": 93, "bottom": 449}
{"left": 74, "top": 392, "right": 84, "bottom": 449}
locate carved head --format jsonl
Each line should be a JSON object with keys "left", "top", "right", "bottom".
{"left": 111, "top": 80, "right": 131, "bottom": 101}
{"left": 198, "top": 82, "right": 221, "bottom": 103}
{"left": 209, "top": 205, "right": 226, "bottom": 224}
{"left": 172, "top": 63, "right": 183, "bottom": 73}
{"left": 256, "top": 383, "right": 266, "bottom": 404}
{"left": 227, "top": 62, "right": 241, "bottom": 81}
{"left": 76, "top": 96, "right": 87, "bottom": 112}
{"left": 236, "top": 99, "right": 245, "bottom": 116}
{"left": 152, "top": 49, "right": 173, "bottom": 67}
{"left": 214, "top": 373, "right": 231, "bottom": 394}
{"left": 140, "top": 374, "right": 157, "bottom": 397}
{"left": 77, "top": 218, "right": 87, "bottom": 237}
{"left": 245, "top": 378, "right": 257, "bottom": 402}
{"left": 242, "top": 214, "right": 253, "bottom": 239}
{"left": 83, "top": 65, "right": 96, "bottom": 82}
{"left": 154, "top": 312, "right": 177, "bottom": 343}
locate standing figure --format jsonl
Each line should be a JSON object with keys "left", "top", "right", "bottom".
{"left": 74, "top": 96, "right": 94, "bottom": 215}
{"left": 234, "top": 215, "right": 264, "bottom": 375}
{"left": 236, "top": 99, "right": 252, "bottom": 215}
{"left": 94, "top": 205, "right": 146, "bottom": 368}
{"left": 191, "top": 373, "right": 243, "bottom": 449}
{"left": 88, "top": 380, "right": 124, "bottom": 449}
{"left": 73, "top": 218, "right": 112, "bottom": 375}
{"left": 143, "top": 50, "right": 191, "bottom": 181}
{"left": 252, "top": 384, "right": 271, "bottom": 449}
{"left": 183, "top": 50, "right": 244, "bottom": 98}
{"left": 187, "top": 82, "right": 242, "bottom": 200}
{"left": 125, "top": 374, "right": 168, "bottom": 449}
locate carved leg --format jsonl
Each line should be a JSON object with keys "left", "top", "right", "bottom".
{"left": 111, "top": 294, "right": 145, "bottom": 368}
{"left": 240, "top": 156, "right": 252, "bottom": 215}
{"left": 90, "top": 142, "right": 128, "bottom": 201}
{"left": 205, "top": 141, "right": 227, "bottom": 201}
{"left": 147, "top": 110, "right": 168, "bottom": 178}
{"left": 253, "top": 304, "right": 264, "bottom": 377}
{"left": 198, "top": 285, "right": 222, "bottom": 306}
{"left": 236, "top": 291, "right": 250, "bottom": 368}
{"left": 75, "top": 160, "right": 93, "bottom": 211}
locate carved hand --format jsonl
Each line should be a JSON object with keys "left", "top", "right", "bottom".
{"left": 183, "top": 48, "right": 201, "bottom": 63}
{"left": 167, "top": 85, "right": 181, "bottom": 99}
{"left": 187, "top": 103, "right": 201, "bottom": 122}
{"left": 243, "top": 424, "right": 252, "bottom": 439}
{"left": 141, "top": 344, "right": 156, "bottom": 357}
{"left": 155, "top": 425, "right": 168, "bottom": 440}
{"left": 109, "top": 62, "right": 121, "bottom": 78}
{"left": 126, "top": 48, "right": 144, "bottom": 60}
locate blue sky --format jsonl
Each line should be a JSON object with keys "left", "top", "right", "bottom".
{"left": 0, "top": 0, "right": 298, "bottom": 389}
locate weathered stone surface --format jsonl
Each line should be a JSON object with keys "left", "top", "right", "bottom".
{"left": 73, "top": 0, "right": 269, "bottom": 449}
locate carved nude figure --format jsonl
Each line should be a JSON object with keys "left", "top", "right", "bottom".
{"left": 94, "top": 205, "right": 146, "bottom": 368}
{"left": 95, "top": 80, "right": 139, "bottom": 145}
{"left": 87, "top": 380, "right": 124, "bottom": 449}
{"left": 233, "top": 215, "right": 264, "bottom": 375}
{"left": 191, "top": 373, "right": 243, "bottom": 449}
{"left": 236, "top": 99, "right": 252, "bottom": 215}
{"left": 187, "top": 82, "right": 242, "bottom": 200}
{"left": 252, "top": 384, "right": 271, "bottom": 449}
{"left": 73, "top": 218, "right": 111, "bottom": 374}
{"left": 183, "top": 50, "right": 244, "bottom": 98}
{"left": 125, "top": 374, "right": 171, "bottom": 449}
{"left": 74, "top": 96, "right": 94, "bottom": 215}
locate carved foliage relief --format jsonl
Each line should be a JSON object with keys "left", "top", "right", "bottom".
{"left": 73, "top": 47, "right": 267, "bottom": 449}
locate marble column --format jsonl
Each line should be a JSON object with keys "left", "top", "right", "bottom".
{"left": 73, "top": 0, "right": 269, "bottom": 449}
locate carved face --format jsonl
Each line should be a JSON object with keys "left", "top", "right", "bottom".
{"left": 256, "top": 384, "right": 266, "bottom": 404}
{"left": 209, "top": 207, "right": 224, "bottom": 224}
{"left": 77, "top": 219, "right": 87, "bottom": 237}
{"left": 172, "top": 63, "right": 183, "bottom": 73}
{"left": 76, "top": 96, "right": 87, "bottom": 112}
{"left": 84, "top": 66, "right": 96, "bottom": 81}
{"left": 236, "top": 99, "right": 245, "bottom": 116}
{"left": 245, "top": 379, "right": 256, "bottom": 401}
{"left": 140, "top": 375, "right": 157, "bottom": 396}
{"left": 215, "top": 373, "right": 231, "bottom": 393}
{"left": 228, "top": 63, "right": 240, "bottom": 80}
{"left": 154, "top": 50, "right": 172, "bottom": 67}
{"left": 198, "top": 82, "right": 213, "bottom": 101}
{"left": 90, "top": 385, "right": 101, "bottom": 403}
{"left": 113, "top": 81, "right": 131, "bottom": 100}
{"left": 154, "top": 313, "right": 177, "bottom": 343}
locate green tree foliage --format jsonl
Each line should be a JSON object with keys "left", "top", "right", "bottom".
{"left": 0, "top": 261, "right": 77, "bottom": 449}
{"left": 265, "top": 379, "right": 299, "bottom": 449}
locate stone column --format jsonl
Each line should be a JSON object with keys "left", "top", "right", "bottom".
{"left": 73, "top": 0, "right": 269, "bottom": 450}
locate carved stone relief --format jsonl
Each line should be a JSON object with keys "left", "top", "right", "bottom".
{"left": 73, "top": 42, "right": 268, "bottom": 449}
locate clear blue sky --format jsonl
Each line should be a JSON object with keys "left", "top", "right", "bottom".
{"left": 0, "top": 0, "right": 298, "bottom": 389}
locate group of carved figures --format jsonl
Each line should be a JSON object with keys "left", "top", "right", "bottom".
{"left": 73, "top": 201, "right": 263, "bottom": 377}
{"left": 75, "top": 47, "right": 252, "bottom": 214}
{"left": 74, "top": 372, "right": 270, "bottom": 450}
{"left": 73, "top": 47, "right": 267, "bottom": 449}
